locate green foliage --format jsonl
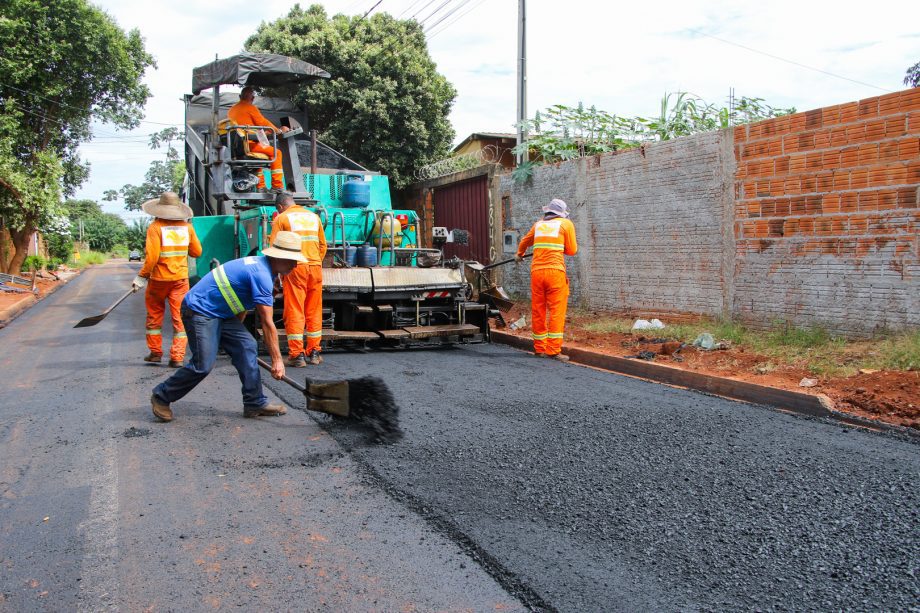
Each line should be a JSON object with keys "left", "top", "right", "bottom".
{"left": 23, "top": 255, "right": 47, "bottom": 272}
{"left": 110, "top": 243, "right": 129, "bottom": 258}
{"left": 44, "top": 228, "right": 74, "bottom": 262}
{"left": 516, "top": 93, "right": 796, "bottom": 169}
{"left": 245, "top": 4, "right": 457, "bottom": 189}
{"left": 0, "top": 0, "right": 153, "bottom": 273}
{"left": 905, "top": 61, "right": 920, "bottom": 88}
{"left": 105, "top": 128, "right": 185, "bottom": 211}
{"left": 83, "top": 213, "right": 127, "bottom": 252}
{"left": 70, "top": 250, "right": 107, "bottom": 268}
{"left": 123, "top": 218, "right": 150, "bottom": 251}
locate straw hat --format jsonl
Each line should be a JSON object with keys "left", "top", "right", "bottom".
{"left": 542, "top": 198, "right": 569, "bottom": 218}
{"left": 262, "top": 231, "right": 308, "bottom": 263}
{"left": 141, "top": 192, "right": 193, "bottom": 220}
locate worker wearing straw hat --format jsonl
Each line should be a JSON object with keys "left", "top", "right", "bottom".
{"left": 150, "top": 231, "right": 306, "bottom": 423}
{"left": 135, "top": 192, "right": 202, "bottom": 367}
{"left": 515, "top": 198, "right": 578, "bottom": 362}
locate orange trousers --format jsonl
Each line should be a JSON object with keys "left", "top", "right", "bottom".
{"left": 248, "top": 142, "right": 284, "bottom": 190}
{"left": 145, "top": 279, "right": 189, "bottom": 361}
{"left": 530, "top": 268, "right": 569, "bottom": 356}
{"left": 282, "top": 264, "right": 323, "bottom": 358}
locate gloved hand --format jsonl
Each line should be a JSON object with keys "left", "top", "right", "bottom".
{"left": 131, "top": 275, "right": 148, "bottom": 290}
{"left": 514, "top": 254, "right": 524, "bottom": 263}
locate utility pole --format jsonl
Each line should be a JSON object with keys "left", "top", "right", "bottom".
{"left": 516, "top": 0, "right": 527, "bottom": 166}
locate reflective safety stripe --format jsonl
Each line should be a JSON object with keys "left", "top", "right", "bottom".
{"left": 300, "top": 236, "right": 319, "bottom": 242}
{"left": 159, "top": 250, "right": 188, "bottom": 258}
{"left": 175, "top": 332, "right": 187, "bottom": 338}
{"left": 213, "top": 265, "right": 246, "bottom": 315}
{"left": 306, "top": 330, "right": 323, "bottom": 337}
{"left": 532, "top": 332, "right": 548, "bottom": 340}
{"left": 271, "top": 169, "right": 283, "bottom": 174}
{"left": 533, "top": 243, "right": 564, "bottom": 250}
{"left": 146, "top": 329, "right": 161, "bottom": 335}
{"left": 547, "top": 332, "right": 565, "bottom": 338}
{"left": 287, "top": 334, "right": 304, "bottom": 340}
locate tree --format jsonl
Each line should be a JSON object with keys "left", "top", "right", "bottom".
{"left": 0, "top": 0, "right": 153, "bottom": 273}
{"left": 123, "top": 218, "right": 150, "bottom": 251}
{"left": 105, "top": 128, "right": 185, "bottom": 211}
{"left": 245, "top": 4, "right": 456, "bottom": 189}
{"left": 905, "top": 62, "right": 920, "bottom": 88}
{"left": 83, "top": 213, "right": 126, "bottom": 252}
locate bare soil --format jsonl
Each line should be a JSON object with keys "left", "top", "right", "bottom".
{"left": 498, "top": 307, "right": 919, "bottom": 431}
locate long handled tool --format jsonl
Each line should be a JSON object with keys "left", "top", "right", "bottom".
{"left": 471, "top": 253, "right": 532, "bottom": 313}
{"left": 257, "top": 358, "right": 402, "bottom": 442}
{"left": 73, "top": 287, "right": 138, "bottom": 328}
{"left": 478, "top": 252, "right": 532, "bottom": 272}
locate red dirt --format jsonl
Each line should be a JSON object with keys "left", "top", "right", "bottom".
{"left": 498, "top": 308, "right": 919, "bottom": 431}
{"left": 0, "top": 270, "right": 76, "bottom": 318}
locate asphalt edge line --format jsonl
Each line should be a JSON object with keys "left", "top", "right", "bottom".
{"left": 490, "top": 330, "right": 918, "bottom": 440}
{"left": 261, "top": 377, "right": 555, "bottom": 612}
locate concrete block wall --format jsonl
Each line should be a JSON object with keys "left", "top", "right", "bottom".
{"left": 501, "top": 130, "right": 734, "bottom": 318}
{"left": 733, "top": 89, "right": 920, "bottom": 334}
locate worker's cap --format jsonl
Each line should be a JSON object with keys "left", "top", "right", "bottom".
{"left": 142, "top": 192, "right": 193, "bottom": 220}
{"left": 542, "top": 198, "right": 569, "bottom": 218}
{"left": 262, "top": 231, "right": 308, "bottom": 263}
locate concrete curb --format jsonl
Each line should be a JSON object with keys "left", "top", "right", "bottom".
{"left": 0, "top": 270, "right": 83, "bottom": 329}
{"left": 490, "top": 330, "right": 916, "bottom": 438}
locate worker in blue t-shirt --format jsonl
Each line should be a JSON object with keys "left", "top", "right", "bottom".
{"left": 150, "top": 231, "right": 307, "bottom": 423}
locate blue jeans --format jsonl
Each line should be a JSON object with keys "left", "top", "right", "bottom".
{"left": 153, "top": 306, "right": 268, "bottom": 410}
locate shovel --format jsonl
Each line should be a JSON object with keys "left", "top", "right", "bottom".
{"left": 257, "top": 358, "right": 402, "bottom": 442}
{"left": 73, "top": 287, "right": 138, "bottom": 328}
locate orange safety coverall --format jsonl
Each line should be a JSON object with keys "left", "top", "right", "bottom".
{"left": 227, "top": 100, "right": 284, "bottom": 190}
{"left": 269, "top": 206, "right": 327, "bottom": 358}
{"left": 516, "top": 216, "right": 578, "bottom": 356}
{"left": 139, "top": 219, "right": 203, "bottom": 361}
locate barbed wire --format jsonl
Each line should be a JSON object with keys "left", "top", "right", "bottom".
{"left": 413, "top": 144, "right": 506, "bottom": 181}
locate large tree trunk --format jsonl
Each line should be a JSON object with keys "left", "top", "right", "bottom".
{"left": 1, "top": 225, "right": 33, "bottom": 275}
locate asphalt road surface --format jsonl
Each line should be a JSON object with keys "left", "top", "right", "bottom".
{"left": 2, "top": 261, "right": 918, "bottom": 611}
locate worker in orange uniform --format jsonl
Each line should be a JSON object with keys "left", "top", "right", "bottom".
{"left": 134, "top": 192, "right": 203, "bottom": 367}
{"left": 269, "top": 191, "right": 327, "bottom": 367}
{"left": 227, "top": 86, "right": 288, "bottom": 191}
{"left": 515, "top": 198, "right": 578, "bottom": 362}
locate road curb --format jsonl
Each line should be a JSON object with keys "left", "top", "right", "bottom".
{"left": 0, "top": 270, "right": 83, "bottom": 329}
{"left": 490, "top": 330, "right": 916, "bottom": 437}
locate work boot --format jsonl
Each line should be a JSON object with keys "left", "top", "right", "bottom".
{"left": 151, "top": 394, "right": 173, "bottom": 422}
{"left": 534, "top": 352, "right": 547, "bottom": 358}
{"left": 244, "top": 403, "right": 288, "bottom": 418}
{"left": 286, "top": 354, "right": 307, "bottom": 368}
{"left": 307, "top": 350, "right": 323, "bottom": 366}
{"left": 168, "top": 359, "right": 184, "bottom": 368}
{"left": 144, "top": 352, "right": 162, "bottom": 364}
{"left": 549, "top": 353, "right": 570, "bottom": 362}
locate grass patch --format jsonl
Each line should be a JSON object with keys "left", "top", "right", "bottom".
{"left": 69, "top": 251, "right": 107, "bottom": 268}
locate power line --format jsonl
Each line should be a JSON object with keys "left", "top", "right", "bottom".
{"left": 398, "top": 0, "right": 427, "bottom": 18}
{"left": 0, "top": 80, "right": 181, "bottom": 128}
{"left": 687, "top": 28, "right": 893, "bottom": 93}
{"left": 424, "top": 0, "right": 473, "bottom": 32}
{"left": 426, "top": 0, "right": 488, "bottom": 39}
{"left": 418, "top": 0, "right": 454, "bottom": 26}
{"left": 410, "top": 0, "right": 439, "bottom": 20}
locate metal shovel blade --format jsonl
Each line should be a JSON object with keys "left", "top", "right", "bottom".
{"left": 74, "top": 287, "right": 137, "bottom": 328}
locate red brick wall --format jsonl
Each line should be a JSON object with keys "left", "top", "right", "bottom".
{"left": 733, "top": 88, "right": 920, "bottom": 334}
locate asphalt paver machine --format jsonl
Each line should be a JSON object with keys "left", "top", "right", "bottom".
{"left": 183, "top": 53, "right": 491, "bottom": 348}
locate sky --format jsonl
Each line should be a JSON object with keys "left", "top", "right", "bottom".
{"left": 75, "top": 0, "right": 920, "bottom": 221}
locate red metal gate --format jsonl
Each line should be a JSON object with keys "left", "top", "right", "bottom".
{"left": 433, "top": 175, "right": 491, "bottom": 263}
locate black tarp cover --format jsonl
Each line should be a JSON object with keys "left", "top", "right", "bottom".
{"left": 192, "top": 52, "right": 330, "bottom": 94}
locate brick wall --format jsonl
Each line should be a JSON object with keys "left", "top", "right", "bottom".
{"left": 501, "top": 130, "right": 734, "bottom": 317}
{"left": 733, "top": 89, "right": 920, "bottom": 334}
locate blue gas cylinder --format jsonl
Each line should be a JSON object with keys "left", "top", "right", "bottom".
{"left": 356, "top": 243, "right": 378, "bottom": 267}
{"left": 342, "top": 178, "right": 370, "bottom": 207}
{"left": 344, "top": 245, "right": 357, "bottom": 266}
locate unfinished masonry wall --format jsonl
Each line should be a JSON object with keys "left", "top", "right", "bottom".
{"left": 501, "top": 130, "right": 734, "bottom": 319}
{"left": 733, "top": 89, "right": 920, "bottom": 334}
{"left": 501, "top": 88, "right": 919, "bottom": 335}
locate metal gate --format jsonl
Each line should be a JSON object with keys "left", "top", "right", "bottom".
{"left": 433, "top": 175, "right": 491, "bottom": 263}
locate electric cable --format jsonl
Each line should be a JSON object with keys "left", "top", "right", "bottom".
{"left": 426, "top": 0, "right": 488, "bottom": 39}
{"left": 424, "top": 0, "right": 473, "bottom": 32}
{"left": 417, "top": 0, "right": 453, "bottom": 26}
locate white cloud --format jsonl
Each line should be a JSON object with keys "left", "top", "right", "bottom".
{"left": 77, "top": 0, "right": 920, "bottom": 219}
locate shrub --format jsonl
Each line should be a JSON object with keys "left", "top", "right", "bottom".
{"left": 23, "top": 255, "right": 47, "bottom": 272}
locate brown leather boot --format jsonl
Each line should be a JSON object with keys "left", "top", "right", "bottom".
{"left": 144, "top": 352, "right": 162, "bottom": 363}
{"left": 285, "top": 354, "right": 307, "bottom": 368}
{"left": 549, "top": 353, "right": 570, "bottom": 362}
{"left": 168, "top": 359, "right": 184, "bottom": 368}
{"left": 244, "top": 403, "right": 288, "bottom": 418}
{"left": 307, "top": 350, "right": 323, "bottom": 366}
{"left": 151, "top": 394, "right": 173, "bottom": 422}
